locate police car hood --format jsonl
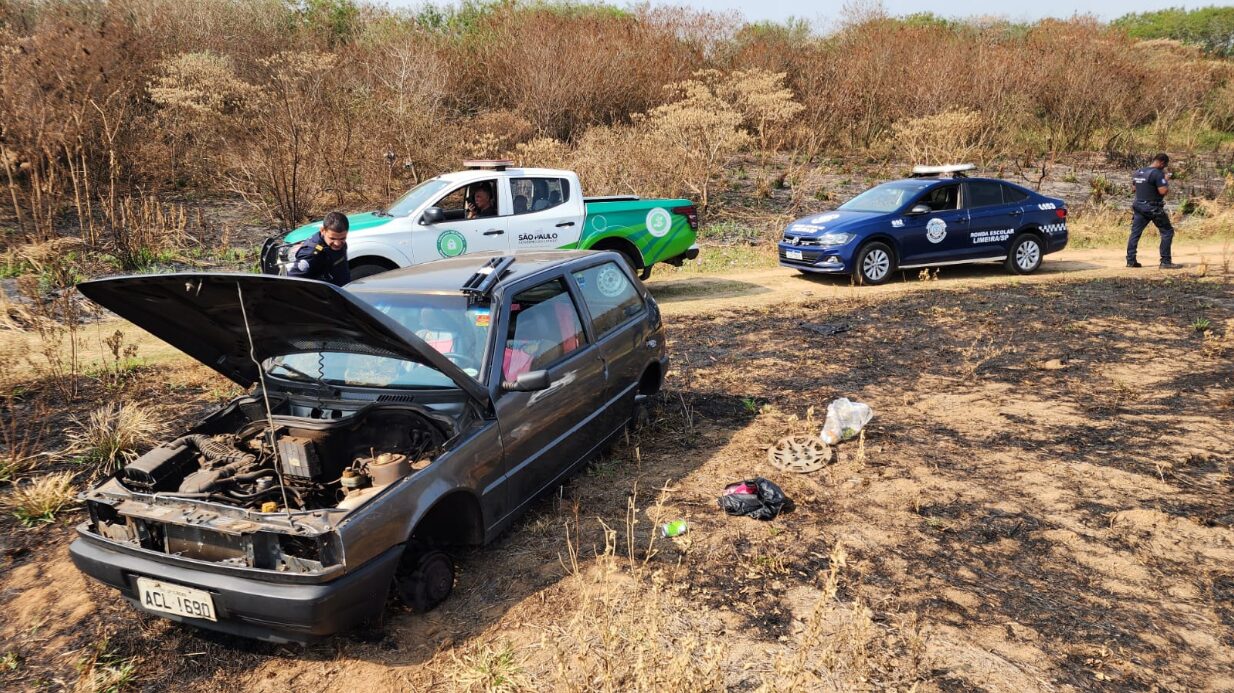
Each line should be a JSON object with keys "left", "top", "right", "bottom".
{"left": 784, "top": 210, "right": 879, "bottom": 237}
{"left": 76, "top": 273, "right": 491, "bottom": 407}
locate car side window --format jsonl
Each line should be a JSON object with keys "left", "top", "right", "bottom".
{"left": 510, "top": 177, "right": 570, "bottom": 214}
{"left": 503, "top": 278, "right": 587, "bottom": 380}
{"left": 967, "top": 181, "right": 1005, "bottom": 208}
{"left": 433, "top": 179, "right": 498, "bottom": 221}
{"left": 920, "top": 184, "right": 959, "bottom": 211}
{"left": 1002, "top": 185, "right": 1029, "bottom": 203}
{"left": 572, "top": 262, "right": 644, "bottom": 337}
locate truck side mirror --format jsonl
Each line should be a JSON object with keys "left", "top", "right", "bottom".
{"left": 907, "top": 204, "right": 931, "bottom": 215}
{"left": 501, "top": 370, "right": 551, "bottom": 392}
{"left": 421, "top": 207, "right": 444, "bottom": 225}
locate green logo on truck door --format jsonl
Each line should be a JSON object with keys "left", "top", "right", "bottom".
{"left": 436, "top": 230, "right": 467, "bottom": 257}
{"left": 645, "top": 208, "right": 672, "bottom": 238}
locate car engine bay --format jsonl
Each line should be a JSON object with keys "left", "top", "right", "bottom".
{"left": 116, "top": 399, "right": 452, "bottom": 513}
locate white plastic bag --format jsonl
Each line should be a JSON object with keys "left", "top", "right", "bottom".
{"left": 820, "top": 397, "right": 873, "bottom": 445}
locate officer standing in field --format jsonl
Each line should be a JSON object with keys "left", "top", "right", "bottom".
{"left": 1127, "top": 153, "right": 1183, "bottom": 269}
{"left": 287, "top": 211, "right": 351, "bottom": 286}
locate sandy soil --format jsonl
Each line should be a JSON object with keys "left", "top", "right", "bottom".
{"left": 1, "top": 244, "right": 1232, "bottom": 691}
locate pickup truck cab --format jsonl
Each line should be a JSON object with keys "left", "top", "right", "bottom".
{"left": 263, "top": 161, "right": 700, "bottom": 280}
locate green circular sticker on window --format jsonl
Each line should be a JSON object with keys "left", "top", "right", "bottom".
{"left": 645, "top": 208, "right": 672, "bottom": 238}
{"left": 436, "top": 230, "right": 467, "bottom": 258}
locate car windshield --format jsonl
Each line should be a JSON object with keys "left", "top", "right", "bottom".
{"left": 384, "top": 178, "right": 452, "bottom": 217}
{"left": 265, "top": 293, "right": 492, "bottom": 389}
{"left": 838, "top": 181, "right": 933, "bottom": 213}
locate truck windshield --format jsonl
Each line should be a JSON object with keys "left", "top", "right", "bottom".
{"left": 384, "top": 179, "right": 452, "bottom": 217}
{"left": 839, "top": 181, "right": 932, "bottom": 213}
{"left": 266, "top": 293, "right": 492, "bottom": 389}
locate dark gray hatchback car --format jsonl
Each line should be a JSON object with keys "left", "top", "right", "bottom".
{"left": 69, "top": 251, "right": 667, "bottom": 642}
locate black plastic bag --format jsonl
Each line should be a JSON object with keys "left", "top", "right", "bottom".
{"left": 717, "top": 477, "right": 794, "bottom": 520}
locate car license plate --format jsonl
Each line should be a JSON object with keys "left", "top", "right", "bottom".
{"left": 136, "top": 577, "right": 216, "bottom": 621}
{"left": 786, "top": 249, "right": 803, "bottom": 260}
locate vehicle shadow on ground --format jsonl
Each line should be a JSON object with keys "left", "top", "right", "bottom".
{"left": 791, "top": 258, "right": 1104, "bottom": 287}
{"left": 134, "top": 390, "right": 761, "bottom": 678}
{"left": 646, "top": 277, "right": 772, "bottom": 303}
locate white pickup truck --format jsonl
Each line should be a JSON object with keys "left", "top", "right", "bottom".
{"left": 262, "top": 162, "right": 700, "bottom": 280}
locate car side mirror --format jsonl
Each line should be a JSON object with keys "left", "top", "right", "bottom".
{"left": 907, "top": 204, "right": 931, "bottom": 215}
{"left": 421, "top": 207, "right": 444, "bottom": 225}
{"left": 501, "top": 370, "right": 551, "bottom": 392}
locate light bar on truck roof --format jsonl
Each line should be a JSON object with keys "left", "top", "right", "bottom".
{"left": 910, "top": 163, "right": 976, "bottom": 178}
{"left": 462, "top": 159, "right": 513, "bottom": 171}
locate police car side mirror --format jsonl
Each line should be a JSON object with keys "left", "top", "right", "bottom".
{"left": 907, "top": 204, "right": 931, "bottom": 215}
{"left": 421, "top": 207, "right": 444, "bottom": 225}
{"left": 501, "top": 370, "right": 551, "bottom": 392}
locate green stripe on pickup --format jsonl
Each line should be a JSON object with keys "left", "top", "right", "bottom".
{"left": 570, "top": 198, "right": 696, "bottom": 266}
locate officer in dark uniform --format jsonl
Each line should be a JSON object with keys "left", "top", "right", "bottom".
{"left": 1127, "top": 153, "right": 1182, "bottom": 269}
{"left": 287, "top": 211, "right": 351, "bottom": 286}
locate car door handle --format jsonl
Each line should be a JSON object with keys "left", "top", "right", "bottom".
{"left": 1010, "top": 209, "right": 1023, "bottom": 216}
{"left": 556, "top": 221, "right": 575, "bottom": 228}
{"left": 484, "top": 229, "right": 505, "bottom": 236}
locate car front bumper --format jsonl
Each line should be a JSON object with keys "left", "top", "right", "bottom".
{"left": 777, "top": 244, "right": 850, "bottom": 273}
{"left": 69, "top": 532, "right": 403, "bottom": 643}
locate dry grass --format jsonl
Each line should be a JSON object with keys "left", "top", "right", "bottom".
{"left": 4, "top": 470, "right": 77, "bottom": 526}
{"left": 66, "top": 402, "right": 160, "bottom": 474}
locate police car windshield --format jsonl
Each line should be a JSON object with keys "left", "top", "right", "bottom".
{"left": 839, "top": 181, "right": 933, "bottom": 213}
{"left": 384, "top": 179, "right": 452, "bottom": 217}
{"left": 265, "top": 293, "right": 492, "bottom": 389}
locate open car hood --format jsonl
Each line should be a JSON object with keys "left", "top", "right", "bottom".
{"left": 77, "top": 273, "right": 492, "bottom": 409}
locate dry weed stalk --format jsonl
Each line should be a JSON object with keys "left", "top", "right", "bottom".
{"left": 0, "top": 391, "right": 51, "bottom": 483}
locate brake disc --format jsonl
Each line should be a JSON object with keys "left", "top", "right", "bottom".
{"left": 766, "top": 436, "right": 832, "bottom": 474}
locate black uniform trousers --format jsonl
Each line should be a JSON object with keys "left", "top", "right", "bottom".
{"left": 1127, "top": 201, "right": 1174, "bottom": 264}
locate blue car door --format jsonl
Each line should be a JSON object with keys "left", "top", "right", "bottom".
{"left": 897, "top": 183, "right": 970, "bottom": 266}
{"left": 962, "top": 180, "right": 1021, "bottom": 260}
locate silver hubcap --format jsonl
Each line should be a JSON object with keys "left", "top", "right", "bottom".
{"left": 1016, "top": 239, "right": 1040, "bottom": 270}
{"left": 863, "top": 249, "right": 890, "bottom": 281}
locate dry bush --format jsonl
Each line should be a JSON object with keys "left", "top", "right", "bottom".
{"left": 888, "top": 108, "right": 1000, "bottom": 166}
{"left": 67, "top": 402, "right": 160, "bottom": 474}
{"left": 226, "top": 51, "right": 351, "bottom": 227}
{"left": 148, "top": 51, "right": 260, "bottom": 186}
{"left": 4, "top": 470, "right": 77, "bottom": 525}
{"left": 463, "top": 4, "right": 709, "bottom": 140}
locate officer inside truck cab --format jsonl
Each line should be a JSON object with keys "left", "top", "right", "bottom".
{"left": 466, "top": 183, "right": 497, "bottom": 219}
{"left": 287, "top": 211, "right": 351, "bottom": 286}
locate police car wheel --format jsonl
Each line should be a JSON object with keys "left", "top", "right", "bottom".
{"left": 855, "top": 242, "right": 895, "bottom": 285}
{"left": 1006, "top": 234, "right": 1043, "bottom": 275}
{"left": 351, "top": 263, "right": 391, "bottom": 280}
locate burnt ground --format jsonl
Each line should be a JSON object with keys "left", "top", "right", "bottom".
{"left": 1, "top": 271, "right": 1232, "bottom": 691}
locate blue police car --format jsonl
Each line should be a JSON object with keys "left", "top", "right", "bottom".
{"left": 778, "top": 165, "right": 1068, "bottom": 284}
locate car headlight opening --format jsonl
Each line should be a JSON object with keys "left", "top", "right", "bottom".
{"left": 817, "top": 232, "right": 855, "bottom": 246}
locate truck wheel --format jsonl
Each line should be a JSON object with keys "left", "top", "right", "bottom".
{"left": 855, "top": 241, "right": 895, "bottom": 285}
{"left": 397, "top": 550, "right": 454, "bottom": 613}
{"left": 351, "top": 263, "right": 392, "bottom": 280}
{"left": 1006, "top": 234, "right": 1042, "bottom": 275}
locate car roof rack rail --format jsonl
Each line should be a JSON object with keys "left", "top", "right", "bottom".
{"left": 910, "top": 163, "right": 975, "bottom": 178}
{"left": 461, "top": 255, "right": 515, "bottom": 303}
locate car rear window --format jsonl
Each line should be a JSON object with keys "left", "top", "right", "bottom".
{"left": 967, "top": 181, "right": 1005, "bottom": 208}
{"left": 1002, "top": 185, "right": 1030, "bottom": 203}
{"left": 510, "top": 177, "right": 570, "bottom": 215}
{"left": 572, "top": 262, "right": 644, "bottom": 337}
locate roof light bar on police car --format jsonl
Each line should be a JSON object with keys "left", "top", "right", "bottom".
{"left": 462, "top": 159, "right": 514, "bottom": 171}
{"left": 909, "top": 163, "right": 976, "bottom": 178}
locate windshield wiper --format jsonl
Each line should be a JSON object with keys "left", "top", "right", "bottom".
{"left": 268, "top": 362, "right": 339, "bottom": 396}
{"left": 373, "top": 208, "right": 391, "bottom": 217}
